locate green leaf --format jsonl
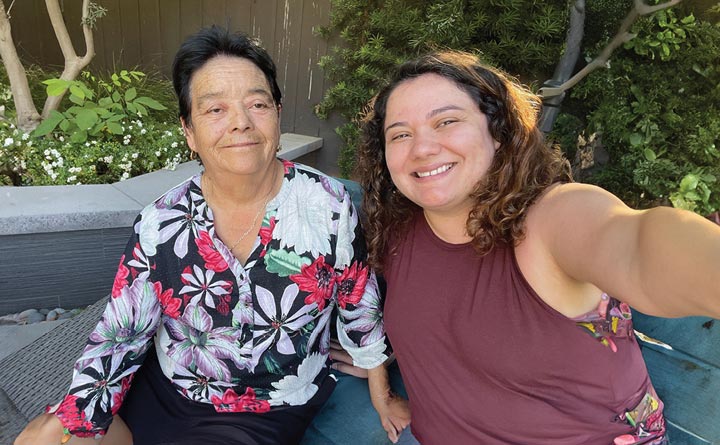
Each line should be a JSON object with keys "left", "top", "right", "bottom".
{"left": 680, "top": 174, "right": 699, "bottom": 191}
{"left": 69, "top": 94, "right": 85, "bottom": 106}
{"left": 642, "top": 148, "right": 657, "bottom": 161}
{"left": 59, "top": 119, "right": 70, "bottom": 132}
{"left": 681, "top": 14, "right": 695, "bottom": 25}
{"left": 264, "top": 249, "right": 311, "bottom": 277}
{"left": 629, "top": 133, "right": 643, "bottom": 147}
{"left": 135, "top": 103, "right": 148, "bottom": 116}
{"left": 126, "top": 102, "right": 138, "bottom": 114}
{"left": 107, "top": 122, "right": 123, "bottom": 134}
{"left": 69, "top": 84, "right": 85, "bottom": 99}
{"left": 98, "top": 97, "right": 113, "bottom": 107}
{"left": 89, "top": 122, "right": 104, "bottom": 135}
{"left": 75, "top": 108, "right": 99, "bottom": 131}
{"left": 46, "top": 81, "right": 68, "bottom": 97}
{"left": 112, "top": 91, "right": 121, "bottom": 102}
{"left": 96, "top": 108, "right": 111, "bottom": 118}
{"left": 70, "top": 129, "right": 88, "bottom": 143}
{"left": 31, "top": 110, "right": 65, "bottom": 136}
{"left": 134, "top": 96, "right": 167, "bottom": 110}
{"left": 124, "top": 87, "right": 137, "bottom": 102}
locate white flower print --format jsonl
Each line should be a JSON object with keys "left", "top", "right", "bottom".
{"left": 179, "top": 264, "right": 233, "bottom": 310}
{"left": 334, "top": 190, "right": 358, "bottom": 268}
{"left": 340, "top": 274, "right": 384, "bottom": 346}
{"left": 73, "top": 353, "right": 138, "bottom": 413}
{"left": 85, "top": 279, "right": 162, "bottom": 357}
{"left": 137, "top": 206, "right": 162, "bottom": 257}
{"left": 251, "top": 284, "right": 315, "bottom": 367}
{"left": 171, "top": 356, "right": 234, "bottom": 401}
{"left": 268, "top": 352, "right": 326, "bottom": 406}
{"left": 306, "top": 304, "right": 333, "bottom": 354}
{"left": 166, "top": 303, "right": 249, "bottom": 380}
{"left": 156, "top": 190, "right": 207, "bottom": 258}
{"left": 273, "top": 173, "right": 334, "bottom": 256}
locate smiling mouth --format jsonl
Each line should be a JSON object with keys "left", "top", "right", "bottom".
{"left": 415, "top": 163, "right": 455, "bottom": 178}
{"left": 224, "top": 141, "right": 257, "bottom": 148}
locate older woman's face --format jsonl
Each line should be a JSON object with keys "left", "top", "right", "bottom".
{"left": 182, "top": 55, "right": 280, "bottom": 180}
{"left": 383, "top": 73, "right": 500, "bottom": 220}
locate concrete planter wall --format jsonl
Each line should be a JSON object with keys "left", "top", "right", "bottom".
{"left": 0, "top": 134, "right": 322, "bottom": 315}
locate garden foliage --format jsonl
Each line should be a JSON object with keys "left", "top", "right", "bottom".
{"left": 317, "top": 0, "right": 720, "bottom": 215}
{"left": 567, "top": 4, "right": 720, "bottom": 214}
{"left": 315, "top": 0, "right": 570, "bottom": 176}
{"left": 0, "top": 67, "right": 188, "bottom": 186}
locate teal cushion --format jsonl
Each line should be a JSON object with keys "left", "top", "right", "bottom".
{"left": 301, "top": 362, "right": 408, "bottom": 445}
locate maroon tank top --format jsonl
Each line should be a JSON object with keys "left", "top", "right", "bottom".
{"left": 384, "top": 212, "right": 665, "bottom": 444}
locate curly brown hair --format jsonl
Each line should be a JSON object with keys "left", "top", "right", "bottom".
{"left": 357, "top": 51, "right": 572, "bottom": 272}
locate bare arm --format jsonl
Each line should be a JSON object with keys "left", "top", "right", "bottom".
{"left": 15, "top": 413, "right": 131, "bottom": 445}
{"left": 368, "top": 364, "right": 410, "bottom": 444}
{"left": 532, "top": 183, "right": 720, "bottom": 318}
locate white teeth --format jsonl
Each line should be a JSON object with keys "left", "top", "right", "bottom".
{"left": 416, "top": 163, "right": 453, "bottom": 178}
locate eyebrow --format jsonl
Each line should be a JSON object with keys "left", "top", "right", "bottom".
{"left": 195, "top": 88, "right": 273, "bottom": 106}
{"left": 384, "top": 105, "right": 464, "bottom": 134}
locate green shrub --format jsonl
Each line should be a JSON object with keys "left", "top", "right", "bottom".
{"left": 572, "top": 8, "right": 720, "bottom": 214}
{"left": 316, "top": 0, "right": 569, "bottom": 176}
{"left": 0, "top": 66, "right": 189, "bottom": 186}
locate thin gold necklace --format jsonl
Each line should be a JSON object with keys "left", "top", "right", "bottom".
{"left": 204, "top": 164, "right": 279, "bottom": 252}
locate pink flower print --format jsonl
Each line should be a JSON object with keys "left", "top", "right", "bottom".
{"left": 336, "top": 261, "right": 369, "bottom": 309}
{"left": 195, "top": 231, "right": 229, "bottom": 272}
{"left": 258, "top": 217, "right": 277, "bottom": 258}
{"left": 154, "top": 281, "right": 181, "bottom": 319}
{"left": 111, "top": 375, "right": 134, "bottom": 415}
{"left": 211, "top": 387, "right": 270, "bottom": 413}
{"left": 290, "top": 256, "right": 335, "bottom": 311}
{"left": 112, "top": 256, "right": 129, "bottom": 298}
{"left": 127, "top": 243, "right": 154, "bottom": 280}
{"left": 179, "top": 265, "right": 233, "bottom": 314}
{"left": 50, "top": 395, "right": 97, "bottom": 437}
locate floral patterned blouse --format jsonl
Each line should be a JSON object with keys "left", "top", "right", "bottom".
{"left": 49, "top": 160, "right": 388, "bottom": 437}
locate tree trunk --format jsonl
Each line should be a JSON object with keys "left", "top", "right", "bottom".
{"left": 0, "top": 1, "right": 41, "bottom": 132}
{"left": 538, "top": 0, "right": 585, "bottom": 133}
{"left": 41, "top": 0, "right": 95, "bottom": 119}
{"left": 538, "top": 0, "right": 683, "bottom": 104}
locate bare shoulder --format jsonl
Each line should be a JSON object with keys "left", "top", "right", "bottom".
{"left": 533, "top": 182, "right": 629, "bottom": 214}
{"left": 527, "top": 183, "right": 635, "bottom": 235}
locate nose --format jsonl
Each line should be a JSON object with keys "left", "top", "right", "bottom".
{"left": 230, "top": 106, "right": 253, "bottom": 132}
{"left": 409, "top": 130, "right": 441, "bottom": 159}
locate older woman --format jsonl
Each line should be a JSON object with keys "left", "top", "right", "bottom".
{"left": 357, "top": 51, "right": 720, "bottom": 444}
{"left": 15, "top": 27, "right": 408, "bottom": 445}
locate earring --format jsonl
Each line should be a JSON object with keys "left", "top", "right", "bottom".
{"left": 189, "top": 150, "right": 196, "bottom": 160}
{"left": 276, "top": 144, "right": 283, "bottom": 153}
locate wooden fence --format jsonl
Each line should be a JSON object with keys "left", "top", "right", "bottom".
{"left": 6, "top": 0, "right": 342, "bottom": 173}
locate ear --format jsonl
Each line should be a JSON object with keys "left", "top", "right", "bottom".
{"left": 181, "top": 117, "right": 197, "bottom": 153}
{"left": 493, "top": 139, "right": 501, "bottom": 151}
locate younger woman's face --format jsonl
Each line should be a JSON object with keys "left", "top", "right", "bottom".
{"left": 383, "top": 73, "right": 500, "bottom": 220}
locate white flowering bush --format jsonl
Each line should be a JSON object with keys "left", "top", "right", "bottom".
{"left": 0, "top": 119, "right": 188, "bottom": 185}
{"left": 0, "top": 68, "right": 191, "bottom": 186}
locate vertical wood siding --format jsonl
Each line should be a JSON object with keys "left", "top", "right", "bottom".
{"left": 7, "top": 0, "right": 341, "bottom": 174}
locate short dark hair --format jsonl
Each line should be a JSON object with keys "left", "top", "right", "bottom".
{"left": 172, "top": 26, "right": 282, "bottom": 126}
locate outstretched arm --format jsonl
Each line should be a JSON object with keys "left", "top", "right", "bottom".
{"left": 534, "top": 183, "right": 720, "bottom": 318}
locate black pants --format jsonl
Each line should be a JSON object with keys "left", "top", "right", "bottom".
{"left": 118, "top": 349, "right": 334, "bottom": 445}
